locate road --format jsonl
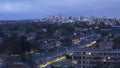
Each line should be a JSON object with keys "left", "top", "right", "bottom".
{"left": 32, "top": 34, "right": 100, "bottom": 68}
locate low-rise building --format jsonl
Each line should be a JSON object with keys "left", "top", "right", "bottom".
{"left": 40, "top": 40, "right": 62, "bottom": 50}
{"left": 112, "top": 26, "right": 120, "bottom": 37}
{"left": 9, "top": 62, "right": 28, "bottom": 68}
{"left": 99, "top": 41, "right": 113, "bottom": 50}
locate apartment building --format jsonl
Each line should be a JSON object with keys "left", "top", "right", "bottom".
{"left": 72, "top": 48, "right": 120, "bottom": 68}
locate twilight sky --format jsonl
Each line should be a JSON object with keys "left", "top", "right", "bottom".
{"left": 0, "top": 0, "right": 120, "bottom": 20}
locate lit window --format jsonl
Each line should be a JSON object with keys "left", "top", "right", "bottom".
{"left": 86, "top": 52, "right": 91, "bottom": 55}
{"left": 72, "top": 60, "right": 77, "bottom": 64}
{"left": 103, "top": 59, "right": 106, "bottom": 62}
{"left": 107, "top": 57, "right": 111, "bottom": 60}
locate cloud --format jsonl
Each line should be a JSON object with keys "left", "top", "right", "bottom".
{"left": 0, "top": 2, "right": 31, "bottom": 13}
{"left": 0, "top": 0, "right": 120, "bottom": 19}
{"left": 0, "top": 0, "right": 119, "bottom": 13}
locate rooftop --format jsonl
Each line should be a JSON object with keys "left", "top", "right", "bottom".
{"left": 73, "top": 48, "right": 120, "bottom": 52}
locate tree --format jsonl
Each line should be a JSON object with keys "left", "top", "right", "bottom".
{"left": 19, "top": 36, "right": 31, "bottom": 53}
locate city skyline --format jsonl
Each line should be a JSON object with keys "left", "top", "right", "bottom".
{"left": 0, "top": 0, "right": 120, "bottom": 20}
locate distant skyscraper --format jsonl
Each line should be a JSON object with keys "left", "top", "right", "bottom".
{"left": 59, "top": 14, "right": 62, "bottom": 20}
